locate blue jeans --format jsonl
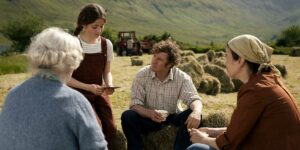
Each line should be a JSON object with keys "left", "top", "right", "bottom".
{"left": 187, "top": 143, "right": 216, "bottom": 150}
{"left": 121, "top": 109, "right": 201, "bottom": 150}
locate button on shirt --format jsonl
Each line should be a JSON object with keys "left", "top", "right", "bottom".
{"left": 131, "top": 65, "right": 202, "bottom": 114}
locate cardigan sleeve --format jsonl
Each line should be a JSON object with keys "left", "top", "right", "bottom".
{"left": 74, "top": 94, "right": 108, "bottom": 150}
{"left": 216, "top": 88, "right": 267, "bottom": 149}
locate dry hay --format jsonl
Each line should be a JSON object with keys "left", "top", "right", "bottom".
{"left": 202, "top": 112, "right": 229, "bottom": 127}
{"left": 198, "top": 74, "right": 221, "bottom": 96}
{"left": 215, "top": 51, "right": 225, "bottom": 58}
{"left": 203, "top": 64, "right": 235, "bottom": 93}
{"left": 274, "top": 64, "right": 287, "bottom": 78}
{"left": 289, "top": 47, "right": 300, "bottom": 57}
{"left": 181, "top": 50, "right": 195, "bottom": 57}
{"left": 131, "top": 56, "right": 143, "bottom": 66}
{"left": 143, "top": 125, "right": 178, "bottom": 150}
{"left": 178, "top": 56, "right": 204, "bottom": 87}
{"left": 180, "top": 55, "right": 196, "bottom": 64}
{"left": 112, "top": 130, "right": 127, "bottom": 150}
{"left": 206, "top": 50, "right": 215, "bottom": 62}
{"left": 212, "top": 57, "right": 226, "bottom": 68}
{"left": 196, "top": 54, "right": 209, "bottom": 65}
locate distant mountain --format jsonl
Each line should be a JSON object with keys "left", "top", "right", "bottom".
{"left": 0, "top": 0, "right": 299, "bottom": 45}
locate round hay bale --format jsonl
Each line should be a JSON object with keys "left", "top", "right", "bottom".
{"left": 143, "top": 125, "right": 178, "bottom": 150}
{"left": 178, "top": 57, "right": 204, "bottom": 88}
{"left": 232, "top": 79, "right": 243, "bottom": 92}
{"left": 206, "top": 50, "right": 215, "bottom": 62}
{"left": 274, "top": 64, "right": 287, "bottom": 78}
{"left": 196, "top": 54, "right": 209, "bottom": 65}
{"left": 212, "top": 57, "right": 226, "bottom": 68}
{"left": 198, "top": 74, "right": 221, "bottom": 95}
{"left": 131, "top": 56, "right": 143, "bottom": 66}
{"left": 202, "top": 112, "right": 229, "bottom": 127}
{"left": 180, "top": 50, "right": 195, "bottom": 57}
{"left": 112, "top": 130, "right": 127, "bottom": 150}
{"left": 215, "top": 51, "right": 225, "bottom": 58}
{"left": 180, "top": 55, "right": 196, "bottom": 64}
{"left": 203, "top": 64, "right": 235, "bottom": 93}
{"left": 289, "top": 47, "right": 300, "bottom": 57}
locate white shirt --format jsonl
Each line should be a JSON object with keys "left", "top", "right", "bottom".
{"left": 79, "top": 38, "right": 114, "bottom": 62}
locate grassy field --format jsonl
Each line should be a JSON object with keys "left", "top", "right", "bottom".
{"left": 0, "top": 54, "right": 299, "bottom": 130}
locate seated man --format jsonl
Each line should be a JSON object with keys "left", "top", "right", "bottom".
{"left": 121, "top": 40, "right": 203, "bottom": 150}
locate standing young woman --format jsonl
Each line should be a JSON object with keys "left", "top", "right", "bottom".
{"left": 67, "top": 3, "right": 116, "bottom": 149}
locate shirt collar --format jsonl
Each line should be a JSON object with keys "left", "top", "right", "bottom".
{"left": 151, "top": 67, "right": 174, "bottom": 82}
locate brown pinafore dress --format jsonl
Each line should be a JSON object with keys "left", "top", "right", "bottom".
{"left": 72, "top": 37, "right": 116, "bottom": 149}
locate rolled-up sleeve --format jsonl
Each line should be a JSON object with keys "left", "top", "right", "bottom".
{"left": 179, "top": 76, "right": 202, "bottom": 106}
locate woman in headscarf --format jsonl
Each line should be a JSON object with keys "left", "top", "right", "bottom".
{"left": 187, "top": 34, "right": 300, "bottom": 150}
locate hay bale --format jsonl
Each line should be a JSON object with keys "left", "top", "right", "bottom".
{"left": 181, "top": 50, "right": 195, "bottom": 57}
{"left": 131, "top": 56, "right": 143, "bottom": 66}
{"left": 203, "top": 64, "right": 235, "bottom": 93}
{"left": 202, "top": 112, "right": 229, "bottom": 127}
{"left": 112, "top": 130, "right": 127, "bottom": 150}
{"left": 143, "top": 125, "right": 178, "bottom": 150}
{"left": 232, "top": 79, "right": 243, "bottom": 92}
{"left": 196, "top": 54, "right": 209, "bottom": 65}
{"left": 289, "top": 47, "right": 300, "bottom": 57}
{"left": 198, "top": 74, "right": 221, "bottom": 96}
{"left": 206, "top": 50, "right": 215, "bottom": 62}
{"left": 178, "top": 56, "right": 204, "bottom": 87}
{"left": 274, "top": 64, "right": 287, "bottom": 78}
{"left": 215, "top": 51, "right": 225, "bottom": 58}
{"left": 212, "top": 57, "right": 226, "bottom": 68}
{"left": 180, "top": 55, "right": 196, "bottom": 64}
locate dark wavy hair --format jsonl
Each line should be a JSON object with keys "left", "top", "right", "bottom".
{"left": 152, "top": 40, "right": 181, "bottom": 68}
{"left": 74, "top": 3, "right": 107, "bottom": 36}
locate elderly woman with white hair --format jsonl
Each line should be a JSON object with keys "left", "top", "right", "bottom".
{"left": 187, "top": 34, "right": 300, "bottom": 150}
{"left": 0, "top": 27, "right": 107, "bottom": 150}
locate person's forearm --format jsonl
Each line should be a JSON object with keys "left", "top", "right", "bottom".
{"left": 131, "top": 105, "right": 150, "bottom": 118}
{"left": 67, "top": 77, "right": 90, "bottom": 91}
{"left": 190, "top": 100, "right": 202, "bottom": 112}
{"left": 103, "top": 72, "right": 113, "bottom": 87}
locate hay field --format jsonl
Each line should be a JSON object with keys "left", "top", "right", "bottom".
{"left": 0, "top": 54, "right": 299, "bottom": 130}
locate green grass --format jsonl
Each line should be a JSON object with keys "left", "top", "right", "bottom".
{"left": 0, "top": 54, "right": 28, "bottom": 75}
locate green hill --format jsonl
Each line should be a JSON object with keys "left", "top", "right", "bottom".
{"left": 0, "top": 0, "right": 299, "bottom": 45}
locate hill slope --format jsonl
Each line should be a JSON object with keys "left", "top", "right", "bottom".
{"left": 0, "top": 0, "right": 299, "bottom": 45}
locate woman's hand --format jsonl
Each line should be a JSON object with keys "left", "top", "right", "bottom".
{"left": 189, "top": 128, "right": 209, "bottom": 143}
{"left": 87, "top": 84, "right": 104, "bottom": 96}
{"left": 104, "top": 88, "right": 115, "bottom": 95}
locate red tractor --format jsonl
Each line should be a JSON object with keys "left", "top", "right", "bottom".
{"left": 116, "top": 31, "right": 155, "bottom": 56}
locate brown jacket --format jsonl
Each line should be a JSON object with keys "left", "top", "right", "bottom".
{"left": 216, "top": 73, "right": 300, "bottom": 150}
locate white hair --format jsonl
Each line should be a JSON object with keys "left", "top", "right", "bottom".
{"left": 27, "top": 27, "right": 83, "bottom": 74}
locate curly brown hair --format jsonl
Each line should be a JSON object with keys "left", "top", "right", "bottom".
{"left": 151, "top": 40, "right": 181, "bottom": 67}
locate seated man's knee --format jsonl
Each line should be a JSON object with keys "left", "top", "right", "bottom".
{"left": 121, "top": 109, "right": 138, "bottom": 123}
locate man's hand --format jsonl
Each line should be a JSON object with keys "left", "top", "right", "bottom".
{"left": 185, "top": 110, "right": 201, "bottom": 129}
{"left": 147, "top": 109, "right": 164, "bottom": 123}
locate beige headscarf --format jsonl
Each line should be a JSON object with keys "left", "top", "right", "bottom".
{"left": 228, "top": 34, "right": 281, "bottom": 76}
